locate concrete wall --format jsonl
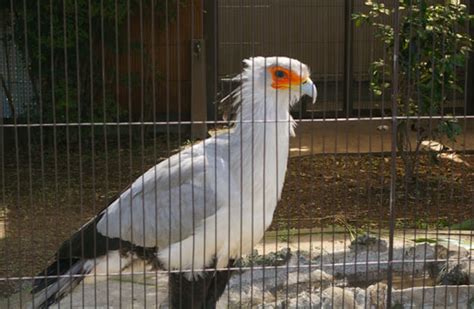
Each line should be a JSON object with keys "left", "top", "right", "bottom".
{"left": 218, "top": 0, "right": 390, "bottom": 80}
{"left": 290, "top": 119, "right": 474, "bottom": 155}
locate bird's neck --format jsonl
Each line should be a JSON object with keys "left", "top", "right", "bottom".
{"left": 229, "top": 91, "right": 294, "bottom": 201}
{"left": 231, "top": 105, "right": 294, "bottom": 152}
{"left": 234, "top": 89, "right": 294, "bottom": 138}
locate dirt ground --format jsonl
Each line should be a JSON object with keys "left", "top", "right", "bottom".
{"left": 274, "top": 153, "right": 474, "bottom": 230}
{"left": 0, "top": 132, "right": 473, "bottom": 296}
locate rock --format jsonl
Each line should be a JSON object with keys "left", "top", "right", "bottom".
{"left": 285, "top": 269, "right": 333, "bottom": 287}
{"left": 352, "top": 287, "right": 368, "bottom": 308}
{"left": 435, "top": 243, "right": 470, "bottom": 260}
{"left": 349, "top": 235, "right": 387, "bottom": 253}
{"left": 463, "top": 261, "right": 474, "bottom": 284}
{"left": 282, "top": 269, "right": 333, "bottom": 296}
{"left": 392, "top": 285, "right": 474, "bottom": 308}
{"left": 392, "top": 243, "right": 436, "bottom": 275}
{"left": 320, "top": 287, "right": 357, "bottom": 309}
{"left": 366, "top": 282, "right": 387, "bottom": 309}
{"left": 287, "top": 250, "right": 310, "bottom": 266}
{"left": 224, "top": 263, "right": 333, "bottom": 307}
{"left": 437, "top": 263, "right": 469, "bottom": 285}
{"left": 308, "top": 269, "right": 334, "bottom": 289}
{"left": 280, "top": 291, "right": 322, "bottom": 308}
{"left": 436, "top": 260, "right": 474, "bottom": 286}
{"left": 51, "top": 272, "right": 169, "bottom": 308}
{"left": 312, "top": 242, "right": 438, "bottom": 283}
{"left": 404, "top": 243, "right": 436, "bottom": 261}
{"left": 436, "top": 261, "right": 474, "bottom": 285}
{"left": 217, "top": 284, "right": 275, "bottom": 308}
{"left": 237, "top": 248, "right": 293, "bottom": 268}
{"left": 255, "top": 303, "right": 281, "bottom": 309}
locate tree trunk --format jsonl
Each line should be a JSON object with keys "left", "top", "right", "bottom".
{"left": 397, "top": 120, "right": 416, "bottom": 183}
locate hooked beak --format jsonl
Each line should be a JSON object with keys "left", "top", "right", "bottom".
{"left": 301, "top": 78, "right": 317, "bottom": 104}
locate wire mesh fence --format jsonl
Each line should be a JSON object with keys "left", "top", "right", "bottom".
{"left": 0, "top": 0, "right": 473, "bottom": 308}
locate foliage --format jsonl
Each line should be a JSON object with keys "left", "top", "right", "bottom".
{"left": 451, "top": 218, "right": 474, "bottom": 230}
{"left": 353, "top": 0, "right": 473, "bottom": 180}
{"left": 235, "top": 248, "right": 292, "bottom": 267}
{"left": 412, "top": 237, "right": 438, "bottom": 243}
{"left": 1, "top": 0, "right": 184, "bottom": 144}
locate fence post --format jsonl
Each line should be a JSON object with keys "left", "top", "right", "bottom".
{"left": 204, "top": 0, "right": 217, "bottom": 122}
{"left": 191, "top": 39, "right": 208, "bottom": 139}
{"left": 468, "top": 0, "right": 474, "bottom": 115}
{"left": 344, "top": 0, "right": 354, "bottom": 118}
{"left": 0, "top": 89, "right": 2, "bottom": 159}
{"left": 387, "top": 0, "right": 400, "bottom": 307}
{"left": 0, "top": 12, "right": 5, "bottom": 162}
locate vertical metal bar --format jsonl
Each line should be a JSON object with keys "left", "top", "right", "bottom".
{"left": 343, "top": 0, "right": 354, "bottom": 118}
{"left": 36, "top": 1, "right": 46, "bottom": 306}
{"left": 86, "top": 1, "right": 98, "bottom": 305}
{"left": 165, "top": 0, "right": 173, "bottom": 306}
{"left": 0, "top": 11, "right": 4, "bottom": 210}
{"left": 113, "top": 0, "right": 123, "bottom": 304}
{"left": 99, "top": 1, "right": 111, "bottom": 306}
{"left": 191, "top": 39, "right": 208, "bottom": 139}
{"left": 211, "top": 0, "right": 220, "bottom": 306}
{"left": 190, "top": 0, "right": 196, "bottom": 303}
{"left": 72, "top": 0, "right": 85, "bottom": 304}
{"left": 467, "top": 1, "right": 474, "bottom": 115}
{"left": 237, "top": 2, "right": 244, "bottom": 307}
{"left": 464, "top": 2, "right": 472, "bottom": 305}
{"left": 387, "top": 0, "right": 400, "bottom": 307}
{"left": 136, "top": 0, "right": 146, "bottom": 304}
{"left": 176, "top": 1, "right": 183, "bottom": 306}
{"left": 61, "top": 0, "right": 73, "bottom": 306}
{"left": 126, "top": 0, "right": 134, "bottom": 305}
{"left": 0, "top": 9, "right": 7, "bottom": 307}
{"left": 150, "top": 0, "right": 159, "bottom": 306}
{"left": 49, "top": 1, "right": 60, "bottom": 306}
{"left": 204, "top": 0, "right": 217, "bottom": 121}
{"left": 22, "top": 6, "right": 33, "bottom": 247}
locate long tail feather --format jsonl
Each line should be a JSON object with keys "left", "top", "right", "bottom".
{"left": 31, "top": 259, "right": 93, "bottom": 309}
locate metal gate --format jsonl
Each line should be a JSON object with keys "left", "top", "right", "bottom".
{"left": 1, "top": 0, "right": 474, "bottom": 308}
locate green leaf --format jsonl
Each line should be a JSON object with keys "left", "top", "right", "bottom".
{"left": 438, "top": 119, "right": 462, "bottom": 141}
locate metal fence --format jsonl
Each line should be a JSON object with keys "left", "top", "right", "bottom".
{"left": 0, "top": 0, "right": 473, "bottom": 308}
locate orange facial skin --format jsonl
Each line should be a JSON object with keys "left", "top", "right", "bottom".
{"left": 269, "top": 66, "right": 307, "bottom": 89}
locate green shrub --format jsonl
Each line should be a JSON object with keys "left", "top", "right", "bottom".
{"left": 1, "top": 1, "right": 183, "bottom": 146}
{"left": 354, "top": 0, "right": 473, "bottom": 180}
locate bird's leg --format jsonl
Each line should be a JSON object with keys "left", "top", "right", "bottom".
{"left": 203, "top": 259, "right": 235, "bottom": 309}
{"left": 168, "top": 270, "right": 212, "bottom": 309}
{"left": 168, "top": 259, "right": 235, "bottom": 309}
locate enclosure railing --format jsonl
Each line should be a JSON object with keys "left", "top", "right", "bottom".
{"left": 0, "top": 0, "right": 473, "bottom": 308}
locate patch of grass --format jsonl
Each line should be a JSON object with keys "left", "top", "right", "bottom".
{"left": 395, "top": 218, "right": 451, "bottom": 230}
{"left": 277, "top": 232, "right": 289, "bottom": 243}
{"left": 451, "top": 219, "right": 474, "bottom": 231}
{"left": 412, "top": 238, "right": 438, "bottom": 244}
{"left": 236, "top": 248, "right": 292, "bottom": 268}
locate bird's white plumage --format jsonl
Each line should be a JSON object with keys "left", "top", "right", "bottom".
{"left": 96, "top": 56, "right": 315, "bottom": 273}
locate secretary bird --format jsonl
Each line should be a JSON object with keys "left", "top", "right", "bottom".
{"left": 31, "top": 56, "right": 317, "bottom": 308}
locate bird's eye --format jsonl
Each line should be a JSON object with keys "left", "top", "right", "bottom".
{"left": 274, "top": 70, "right": 286, "bottom": 78}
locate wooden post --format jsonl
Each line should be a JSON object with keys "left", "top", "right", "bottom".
{"left": 191, "top": 39, "right": 208, "bottom": 139}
